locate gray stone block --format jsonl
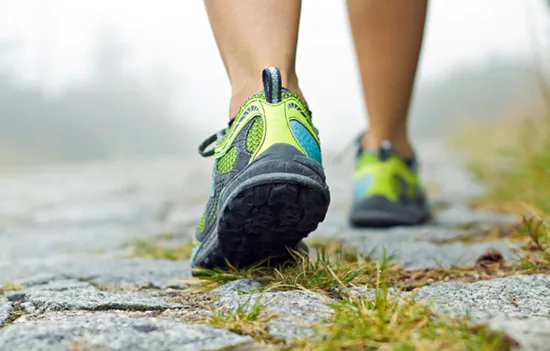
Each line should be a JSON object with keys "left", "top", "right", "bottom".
{"left": 0, "top": 256, "right": 192, "bottom": 286}
{"left": 6, "top": 280, "right": 92, "bottom": 302}
{"left": 415, "top": 274, "right": 550, "bottom": 350}
{"left": 415, "top": 274, "right": 550, "bottom": 319}
{"left": 0, "top": 312, "right": 252, "bottom": 351}
{"left": 216, "top": 290, "right": 333, "bottom": 340}
{"left": 211, "top": 279, "right": 263, "bottom": 296}
{"left": 22, "top": 289, "right": 185, "bottom": 314}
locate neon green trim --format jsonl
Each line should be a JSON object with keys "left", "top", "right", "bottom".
{"left": 354, "top": 154, "right": 418, "bottom": 201}
{"left": 253, "top": 101, "right": 304, "bottom": 158}
{"left": 214, "top": 99, "right": 264, "bottom": 158}
{"left": 213, "top": 92, "right": 318, "bottom": 163}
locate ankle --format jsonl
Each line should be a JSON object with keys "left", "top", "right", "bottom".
{"left": 230, "top": 82, "right": 260, "bottom": 118}
{"left": 229, "top": 69, "right": 306, "bottom": 118}
{"left": 361, "top": 131, "right": 414, "bottom": 160}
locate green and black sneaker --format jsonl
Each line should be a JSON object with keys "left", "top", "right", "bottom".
{"left": 349, "top": 141, "right": 430, "bottom": 227}
{"left": 190, "top": 67, "right": 330, "bottom": 273}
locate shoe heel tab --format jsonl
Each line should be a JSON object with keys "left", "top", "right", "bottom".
{"left": 379, "top": 140, "right": 393, "bottom": 161}
{"left": 262, "top": 67, "right": 282, "bottom": 104}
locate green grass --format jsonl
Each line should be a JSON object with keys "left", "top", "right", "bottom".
{"left": 455, "top": 111, "right": 550, "bottom": 268}
{"left": 3, "top": 303, "right": 28, "bottom": 325}
{"left": 0, "top": 281, "right": 21, "bottom": 295}
{"left": 195, "top": 114, "right": 550, "bottom": 349}
{"left": 197, "top": 258, "right": 518, "bottom": 350}
{"left": 201, "top": 281, "right": 517, "bottom": 350}
{"left": 305, "top": 238, "right": 366, "bottom": 264}
{"left": 194, "top": 242, "right": 392, "bottom": 293}
{"left": 192, "top": 240, "right": 531, "bottom": 350}
{"left": 456, "top": 113, "right": 550, "bottom": 214}
{"left": 204, "top": 295, "right": 281, "bottom": 344}
{"left": 293, "top": 287, "right": 515, "bottom": 351}
{"left": 199, "top": 263, "right": 519, "bottom": 350}
{"left": 129, "top": 238, "right": 194, "bottom": 260}
{"left": 195, "top": 228, "right": 550, "bottom": 293}
{"left": 517, "top": 215, "right": 550, "bottom": 269}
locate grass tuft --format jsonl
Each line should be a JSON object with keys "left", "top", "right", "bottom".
{"left": 204, "top": 295, "right": 281, "bottom": 344}
{"left": 293, "top": 280, "right": 516, "bottom": 351}
{"left": 269, "top": 249, "right": 391, "bottom": 292}
{"left": 4, "top": 302, "right": 28, "bottom": 325}
{"left": 456, "top": 112, "right": 550, "bottom": 214}
{"left": 195, "top": 227, "right": 550, "bottom": 293}
{"left": 193, "top": 241, "right": 532, "bottom": 349}
{"left": 195, "top": 244, "right": 392, "bottom": 293}
{"left": 455, "top": 111, "right": 550, "bottom": 269}
{"left": 517, "top": 214, "right": 550, "bottom": 268}
{"left": 0, "top": 281, "right": 21, "bottom": 295}
{"left": 305, "top": 238, "right": 366, "bottom": 264}
{"left": 130, "top": 238, "right": 194, "bottom": 260}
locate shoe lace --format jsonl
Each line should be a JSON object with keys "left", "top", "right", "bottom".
{"left": 332, "top": 132, "right": 363, "bottom": 164}
{"left": 197, "top": 120, "right": 234, "bottom": 158}
{"left": 197, "top": 132, "right": 219, "bottom": 158}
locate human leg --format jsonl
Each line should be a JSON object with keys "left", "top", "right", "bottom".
{"left": 192, "top": 1, "right": 329, "bottom": 271}
{"left": 347, "top": 0, "right": 430, "bottom": 227}
{"left": 205, "top": 0, "right": 305, "bottom": 117}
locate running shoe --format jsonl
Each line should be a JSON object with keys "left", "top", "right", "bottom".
{"left": 191, "top": 67, "right": 330, "bottom": 273}
{"left": 349, "top": 141, "right": 430, "bottom": 227}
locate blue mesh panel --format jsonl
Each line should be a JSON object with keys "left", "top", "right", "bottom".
{"left": 289, "top": 120, "right": 322, "bottom": 164}
{"left": 353, "top": 175, "right": 373, "bottom": 201}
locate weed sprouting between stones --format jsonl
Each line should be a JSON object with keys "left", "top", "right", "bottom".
{"left": 4, "top": 302, "right": 28, "bottom": 325}
{"left": 194, "top": 229, "right": 550, "bottom": 294}
{"left": 192, "top": 239, "right": 527, "bottom": 350}
{"left": 194, "top": 241, "right": 393, "bottom": 293}
{"left": 517, "top": 214, "right": 550, "bottom": 269}
{"left": 292, "top": 284, "right": 516, "bottom": 351}
{"left": 203, "top": 294, "right": 282, "bottom": 344}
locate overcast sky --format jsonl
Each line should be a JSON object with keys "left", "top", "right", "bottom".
{"left": 1, "top": 0, "right": 548, "bottom": 147}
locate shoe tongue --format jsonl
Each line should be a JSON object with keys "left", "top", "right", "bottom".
{"left": 378, "top": 140, "right": 393, "bottom": 161}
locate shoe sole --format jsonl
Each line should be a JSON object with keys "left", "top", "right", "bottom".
{"left": 349, "top": 195, "right": 430, "bottom": 228}
{"left": 192, "top": 144, "right": 330, "bottom": 270}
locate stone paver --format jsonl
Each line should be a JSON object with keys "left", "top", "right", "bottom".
{"left": 0, "top": 141, "right": 548, "bottom": 349}
{"left": 0, "top": 256, "right": 192, "bottom": 285}
{"left": 415, "top": 275, "right": 550, "bottom": 319}
{"left": 489, "top": 318, "right": 550, "bottom": 351}
{"left": 5, "top": 279, "right": 92, "bottom": 302}
{"left": 22, "top": 288, "right": 185, "bottom": 314}
{"left": 0, "top": 313, "right": 252, "bottom": 351}
{"left": 211, "top": 279, "right": 263, "bottom": 296}
{"left": 216, "top": 288, "right": 333, "bottom": 340}
{"left": 415, "top": 275, "right": 550, "bottom": 351}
